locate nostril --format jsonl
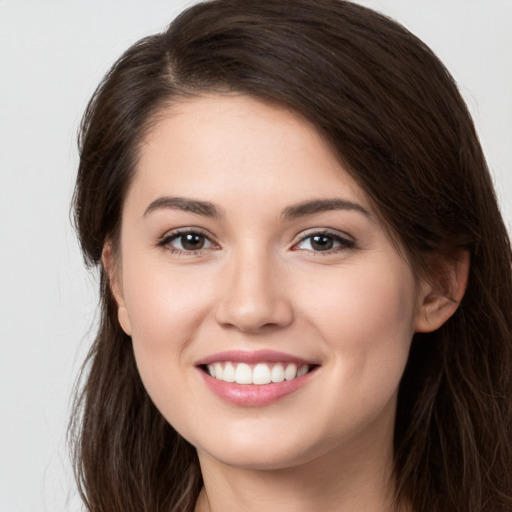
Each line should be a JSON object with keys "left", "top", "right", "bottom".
{"left": 215, "top": 300, "right": 294, "bottom": 333}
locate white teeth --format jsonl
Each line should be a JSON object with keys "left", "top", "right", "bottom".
{"left": 253, "top": 363, "right": 272, "bottom": 385}
{"left": 207, "top": 362, "right": 311, "bottom": 385}
{"left": 235, "top": 363, "right": 252, "bottom": 384}
{"left": 284, "top": 363, "right": 297, "bottom": 381}
{"left": 271, "top": 364, "right": 285, "bottom": 382}
{"left": 223, "top": 362, "right": 236, "bottom": 382}
{"left": 297, "top": 364, "right": 309, "bottom": 377}
{"left": 214, "top": 362, "right": 223, "bottom": 380}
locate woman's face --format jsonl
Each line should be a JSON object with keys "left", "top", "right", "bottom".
{"left": 112, "top": 95, "right": 429, "bottom": 471}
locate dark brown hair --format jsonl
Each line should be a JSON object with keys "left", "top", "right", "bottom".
{"left": 71, "top": 1, "right": 512, "bottom": 511}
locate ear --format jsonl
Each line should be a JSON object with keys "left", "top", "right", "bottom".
{"left": 102, "top": 241, "right": 132, "bottom": 336}
{"left": 414, "top": 250, "right": 470, "bottom": 333}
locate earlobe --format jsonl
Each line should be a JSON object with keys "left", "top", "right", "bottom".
{"left": 101, "top": 241, "right": 132, "bottom": 336}
{"left": 414, "top": 250, "right": 470, "bottom": 333}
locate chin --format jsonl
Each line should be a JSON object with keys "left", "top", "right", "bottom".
{"left": 199, "top": 442, "right": 321, "bottom": 471}
{"left": 189, "top": 419, "right": 337, "bottom": 472}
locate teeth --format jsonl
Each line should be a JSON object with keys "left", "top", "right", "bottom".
{"left": 213, "top": 362, "right": 223, "bottom": 380}
{"left": 235, "top": 363, "right": 252, "bottom": 384}
{"left": 284, "top": 363, "right": 297, "bottom": 381}
{"left": 206, "top": 362, "right": 311, "bottom": 385}
{"left": 253, "top": 363, "right": 272, "bottom": 385}
{"left": 223, "top": 362, "right": 236, "bottom": 382}
{"left": 297, "top": 364, "right": 308, "bottom": 377}
{"left": 271, "top": 364, "right": 285, "bottom": 383}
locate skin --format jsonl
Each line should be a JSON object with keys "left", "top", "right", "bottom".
{"left": 105, "top": 95, "right": 467, "bottom": 512}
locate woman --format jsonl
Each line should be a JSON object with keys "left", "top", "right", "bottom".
{"left": 71, "top": 1, "right": 512, "bottom": 511}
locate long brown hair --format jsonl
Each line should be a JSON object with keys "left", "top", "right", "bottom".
{"left": 71, "top": 1, "right": 512, "bottom": 511}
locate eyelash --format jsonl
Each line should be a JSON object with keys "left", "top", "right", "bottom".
{"left": 157, "top": 229, "right": 217, "bottom": 255}
{"left": 293, "top": 230, "right": 355, "bottom": 254}
{"left": 157, "top": 229, "right": 355, "bottom": 255}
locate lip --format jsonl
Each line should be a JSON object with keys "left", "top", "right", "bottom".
{"left": 195, "top": 350, "right": 319, "bottom": 407}
{"left": 195, "top": 349, "right": 316, "bottom": 367}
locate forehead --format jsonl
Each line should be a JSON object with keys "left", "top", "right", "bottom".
{"left": 128, "top": 94, "right": 369, "bottom": 213}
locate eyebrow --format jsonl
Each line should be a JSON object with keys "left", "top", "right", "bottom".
{"left": 143, "top": 196, "right": 370, "bottom": 221}
{"left": 281, "top": 198, "right": 371, "bottom": 220}
{"left": 143, "top": 196, "right": 223, "bottom": 218}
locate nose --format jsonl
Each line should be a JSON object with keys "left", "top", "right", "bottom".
{"left": 214, "top": 248, "right": 294, "bottom": 333}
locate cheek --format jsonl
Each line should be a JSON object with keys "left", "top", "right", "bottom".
{"left": 119, "top": 255, "right": 216, "bottom": 406}
{"left": 303, "top": 256, "right": 417, "bottom": 335}
{"left": 122, "top": 250, "right": 213, "bottom": 345}
{"left": 121, "top": 272, "right": 216, "bottom": 442}
{"left": 300, "top": 257, "right": 418, "bottom": 396}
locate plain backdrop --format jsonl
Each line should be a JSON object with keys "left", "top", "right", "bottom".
{"left": 0, "top": 1, "right": 510, "bottom": 511}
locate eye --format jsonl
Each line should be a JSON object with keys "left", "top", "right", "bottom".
{"left": 294, "top": 231, "right": 354, "bottom": 253}
{"left": 159, "top": 230, "right": 216, "bottom": 253}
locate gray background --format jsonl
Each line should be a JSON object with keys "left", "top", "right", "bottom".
{"left": 0, "top": 1, "right": 510, "bottom": 510}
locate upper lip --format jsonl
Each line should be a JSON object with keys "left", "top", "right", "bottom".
{"left": 195, "top": 349, "right": 318, "bottom": 367}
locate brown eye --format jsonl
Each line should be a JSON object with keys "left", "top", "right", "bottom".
{"left": 310, "top": 235, "right": 334, "bottom": 251}
{"left": 295, "top": 232, "right": 354, "bottom": 252}
{"left": 164, "top": 231, "right": 214, "bottom": 252}
{"left": 180, "top": 233, "right": 206, "bottom": 250}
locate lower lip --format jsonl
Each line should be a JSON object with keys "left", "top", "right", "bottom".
{"left": 198, "top": 368, "right": 316, "bottom": 407}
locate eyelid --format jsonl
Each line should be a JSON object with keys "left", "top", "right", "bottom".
{"left": 156, "top": 227, "right": 354, "bottom": 255}
{"left": 157, "top": 227, "right": 220, "bottom": 253}
{"left": 291, "top": 228, "right": 355, "bottom": 253}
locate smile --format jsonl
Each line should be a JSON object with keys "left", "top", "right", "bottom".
{"left": 205, "top": 362, "right": 311, "bottom": 385}
{"left": 196, "top": 350, "right": 319, "bottom": 406}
